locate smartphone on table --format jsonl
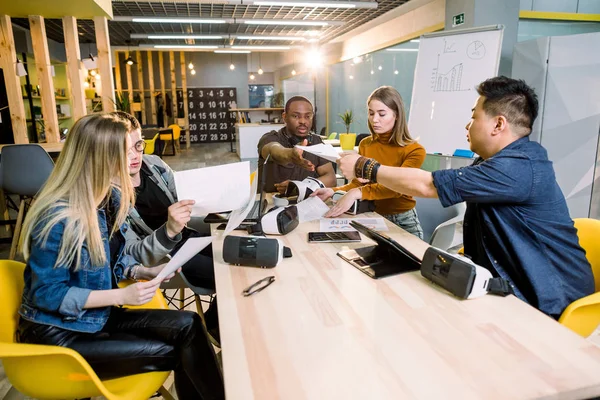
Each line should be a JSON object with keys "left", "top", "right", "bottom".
{"left": 308, "top": 231, "right": 361, "bottom": 243}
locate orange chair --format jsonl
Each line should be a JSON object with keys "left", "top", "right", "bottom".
{"left": 0, "top": 260, "right": 175, "bottom": 400}
{"left": 161, "top": 125, "right": 181, "bottom": 155}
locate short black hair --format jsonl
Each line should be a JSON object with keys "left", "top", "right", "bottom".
{"left": 476, "top": 76, "right": 539, "bottom": 135}
{"left": 110, "top": 111, "right": 141, "bottom": 131}
{"left": 284, "top": 96, "right": 313, "bottom": 113}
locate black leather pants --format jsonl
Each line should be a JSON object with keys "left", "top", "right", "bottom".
{"left": 18, "top": 308, "right": 225, "bottom": 400}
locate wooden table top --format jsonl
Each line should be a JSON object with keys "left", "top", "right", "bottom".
{"left": 0, "top": 142, "right": 64, "bottom": 154}
{"left": 212, "top": 211, "right": 600, "bottom": 400}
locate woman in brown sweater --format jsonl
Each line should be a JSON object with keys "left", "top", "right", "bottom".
{"left": 312, "top": 86, "right": 426, "bottom": 238}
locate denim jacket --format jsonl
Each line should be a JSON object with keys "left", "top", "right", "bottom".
{"left": 432, "top": 136, "right": 594, "bottom": 317}
{"left": 19, "top": 192, "right": 138, "bottom": 333}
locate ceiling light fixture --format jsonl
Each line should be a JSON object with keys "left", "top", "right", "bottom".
{"left": 258, "top": 53, "right": 263, "bottom": 74}
{"left": 191, "top": 69, "right": 196, "bottom": 75}
{"left": 244, "top": 20, "right": 330, "bottom": 26}
{"left": 252, "top": 1, "right": 355, "bottom": 8}
{"left": 250, "top": 73, "right": 255, "bottom": 80}
{"left": 214, "top": 50, "right": 251, "bottom": 54}
{"left": 230, "top": 54, "right": 235, "bottom": 70}
{"left": 233, "top": 45, "right": 290, "bottom": 50}
{"left": 114, "top": 16, "right": 344, "bottom": 27}
{"left": 291, "top": 69, "right": 297, "bottom": 75}
{"left": 153, "top": 45, "right": 219, "bottom": 49}
{"left": 236, "top": 35, "right": 305, "bottom": 41}
{"left": 144, "top": 34, "right": 223, "bottom": 40}
{"left": 131, "top": 17, "right": 227, "bottom": 24}
{"left": 188, "top": 62, "right": 194, "bottom": 70}
{"left": 124, "top": 40, "right": 137, "bottom": 65}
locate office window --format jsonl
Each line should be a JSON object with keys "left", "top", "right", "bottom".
{"left": 248, "top": 85, "right": 274, "bottom": 108}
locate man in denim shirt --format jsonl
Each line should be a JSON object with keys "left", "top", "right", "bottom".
{"left": 337, "top": 76, "right": 594, "bottom": 318}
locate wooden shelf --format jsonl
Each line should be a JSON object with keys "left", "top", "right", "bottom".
{"left": 23, "top": 95, "right": 70, "bottom": 100}
{"left": 27, "top": 116, "right": 72, "bottom": 122}
{"left": 230, "top": 108, "right": 284, "bottom": 112}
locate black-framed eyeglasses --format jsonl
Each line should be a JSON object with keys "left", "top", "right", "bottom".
{"left": 242, "top": 276, "right": 275, "bottom": 297}
{"left": 130, "top": 140, "right": 146, "bottom": 153}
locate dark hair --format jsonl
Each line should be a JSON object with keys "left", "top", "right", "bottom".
{"left": 110, "top": 111, "right": 141, "bottom": 131}
{"left": 284, "top": 96, "right": 313, "bottom": 113}
{"left": 476, "top": 76, "right": 539, "bottom": 135}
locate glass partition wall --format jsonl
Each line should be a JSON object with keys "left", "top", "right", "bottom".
{"left": 327, "top": 39, "right": 420, "bottom": 136}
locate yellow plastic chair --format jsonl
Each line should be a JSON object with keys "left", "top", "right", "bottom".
{"left": 327, "top": 132, "right": 338, "bottom": 140}
{"left": 162, "top": 125, "right": 181, "bottom": 155}
{"left": 559, "top": 218, "right": 600, "bottom": 337}
{"left": 144, "top": 132, "right": 159, "bottom": 155}
{"left": 0, "top": 260, "right": 175, "bottom": 400}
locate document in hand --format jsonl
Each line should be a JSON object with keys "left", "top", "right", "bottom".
{"left": 223, "top": 168, "right": 259, "bottom": 236}
{"left": 295, "top": 143, "right": 340, "bottom": 163}
{"left": 296, "top": 196, "right": 330, "bottom": 223}
{"left": 174, "top": 161, "right": 251, "bottom": 216}
{"left": 154, "top": 236, "right": 214, "bottom": 282}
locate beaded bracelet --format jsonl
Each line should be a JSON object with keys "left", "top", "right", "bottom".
{"left": 355, "top": 157, "right": 381, "bottom": 183}
{"left": 354, "top": 156, "right": 368, "bottom": 179}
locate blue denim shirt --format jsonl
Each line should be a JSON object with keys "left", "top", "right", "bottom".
{"left": 432, "top": 136, "right": 594, "bottom": 317}
{"left": 19, "top": 193, "right": 138, "bottom": 333}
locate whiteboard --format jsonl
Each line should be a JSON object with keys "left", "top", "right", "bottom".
{"left": 408, "top": 26, "right": 504, "bottom": 155}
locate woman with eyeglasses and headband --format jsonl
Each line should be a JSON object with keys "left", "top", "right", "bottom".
{"left": 17, "top": 113, "right": 225, "bottom": 400}
{"left": 312, "top": 86, "right": 426, "bottom": 239}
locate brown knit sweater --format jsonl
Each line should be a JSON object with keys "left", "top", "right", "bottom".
{"left": 334, "top": 132, "right": 426, "bottom": 215}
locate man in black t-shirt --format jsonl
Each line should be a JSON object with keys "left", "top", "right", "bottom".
{"left": 258, "top": 96, "right": 336, "bottom": 193}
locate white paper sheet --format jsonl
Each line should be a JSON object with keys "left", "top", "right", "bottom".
{"left": 223, "top": 168, "right": 259, "bottom": 236}
{"left": 319, "top": 217, "right": 389, "bottom": 232}
{"left": 153, "top": 236, "right": 214, "bottom": 282}
{"left": 174, "top": 161, "right": 251, "bottom": 216}
{"left": 296, "top": 196, "right": 330, "bottom": 223}
{"left": 295, "top": 143, "right": 340, "bottom": 163}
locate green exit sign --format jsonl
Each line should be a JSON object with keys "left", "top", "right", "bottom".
{"left": 453, "top": 13, "right": 465, "bottom": 27}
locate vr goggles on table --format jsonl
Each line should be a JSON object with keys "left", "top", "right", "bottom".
{"left": 273, "top": 177, "right": 325, "bottom": 207}
{"left": 331, "top": 190, "right": 375, "bottom": 215}
{"left": 421, "top": 247, "right": 514, "bottom": 299}
{"left": 260, "top": 205, "right": 299, "bottom": 235}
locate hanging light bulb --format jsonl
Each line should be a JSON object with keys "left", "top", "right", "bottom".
{"left": 258, "top": 67, "right": 264, "bottom": 75}
{"left": 84, "top": 81, "right": 90, "bottom": 88}
{"left": 349, "top": 75, "right": 354, "bottom": 79}
{"left": 370, "top": 70, "right": 374, "bottom": 75}
{"left": 378, "top": 65, "right": 382, "bottom": 71}
{"left": 191, "top": 69, "right": 196, "bottom": 75}
{"left": 250, "top": 73, "right": 255, "bottom": 80}
{"left": 125, "top": 56, "right": 135, "bottom": 66}
{"left": 229, "top": 54, "right": 235, "bottom": 70}
{"left": 394, "top": 70, "right": 399, "bottom": 75}
{"left": 291, "top": 69, "right": 296, "bottom": 75}
{"left": 95, "top": 74, "right": 101, "bottom": 80}
{"left": 90, "top": 69, "right": 97, "bottom": 76}
{"left": 188, "top": 62, "right": 194, "bottom": 70}
{"left": 229, "top": 63, "right": 235, "bottom": 70}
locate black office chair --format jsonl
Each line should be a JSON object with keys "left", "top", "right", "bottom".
{"left": 356, "top": 133, "right": 370, "bottom": 145}
{"left": 1, "top": 145, "right": 54, "bottom": 259}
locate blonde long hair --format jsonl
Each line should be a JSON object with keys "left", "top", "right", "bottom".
{"left": 21, "top": 114, "right": 135, "bottom": 269}
{"left": 367, "top": 86, "right": 416, "bottom": 146}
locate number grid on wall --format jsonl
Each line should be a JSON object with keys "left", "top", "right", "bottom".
{"left": 177, "top": 87, "right": 237, "bottom": 143}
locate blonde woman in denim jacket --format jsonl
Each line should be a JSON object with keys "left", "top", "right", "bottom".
{"left": 17, "top": 114, "right": 224, "bottom": 400}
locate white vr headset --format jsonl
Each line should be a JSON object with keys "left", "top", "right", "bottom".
{"left": 273, "top": 177, "right": 325, "bottom": 207}
{"left": 420, "top": 247, "right": 514, "bottom": 299}
{"left": 260, "top": 205, "right": 300, "bottom": 235}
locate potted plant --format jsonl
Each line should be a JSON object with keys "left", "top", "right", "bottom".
{"left": 339, "top": 109, "right": 354, "bottom": 134}
{"left": 271, "top": 91, "right": 284, "bottom": 108}
{"left": 112, "top": 91, "right": 131, "bottom": 112}
{"left": 338, "top": 110, "right": 356, "bottom": 150}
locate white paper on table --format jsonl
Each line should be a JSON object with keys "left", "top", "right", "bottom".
{"left": 319, "top": 217, "right": 389, "bottom": 232}
{"left": 153, "top": 236, "right": 214, "bottom": 282}
{"left": 295, "top": 143, "right": 340, "bottom": 163}
{"left": 296, "top": 196, "right": 330, "bottom": 223}
{"left": 223, "top": 168, "right": 259, "bottom": 236}
{"left": 174, "top": 161, "right": 250, "bottom": 216}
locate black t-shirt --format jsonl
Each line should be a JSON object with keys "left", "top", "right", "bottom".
{"left": 134, "top": 164, "right": 173, "bottom": 230}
